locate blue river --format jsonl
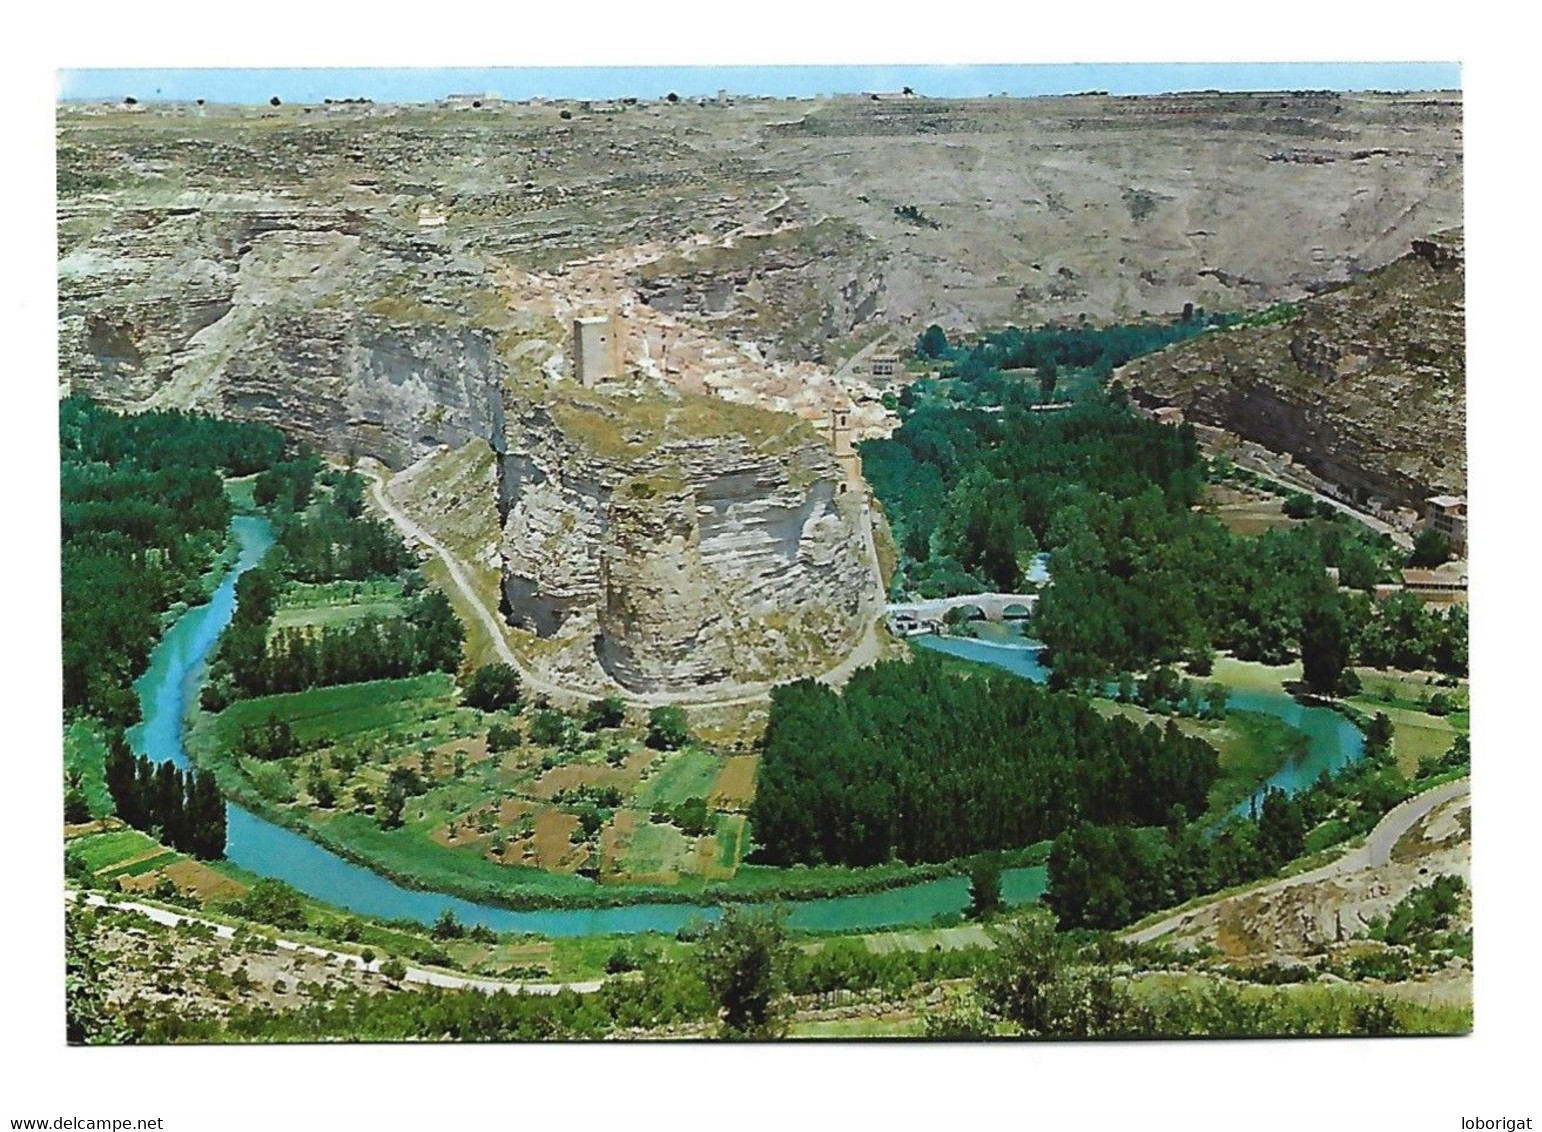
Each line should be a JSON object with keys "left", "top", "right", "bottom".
{"left": 125, "top": 519, "right": 1357, "bottom": 936}
{"left": 125, "top": 516, "right": 1045, "bottom": 936}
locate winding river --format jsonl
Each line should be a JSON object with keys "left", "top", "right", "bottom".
{"left": 125, "top": 518, "right": 1358, "bottom": 937}
{"left": 126, "top": 516, "right": 1045, "bottom": 936}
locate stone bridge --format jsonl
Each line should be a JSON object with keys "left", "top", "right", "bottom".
{"left": 886, "top": 592, "right": 1039, "bottom": 633}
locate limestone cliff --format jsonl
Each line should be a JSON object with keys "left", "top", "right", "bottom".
{"left": 497, "top": 391, "right": 875, "bottom": 692}
{"left": 1121, "top": 231, "right": 1465, "bottom": 509}
{"left": 56, "top": 165, "right": 878, "bottom": 696}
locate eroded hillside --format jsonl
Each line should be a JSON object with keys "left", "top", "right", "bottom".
{"left": 55, "top": 90, "right": 1462, "bottom": 693}
{"left": 1122, "top": 230, "right": 1465, "bottom": 508}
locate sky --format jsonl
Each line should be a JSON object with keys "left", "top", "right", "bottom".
{"left": 56, "top": 62, "right": 1460, "bottom": 105}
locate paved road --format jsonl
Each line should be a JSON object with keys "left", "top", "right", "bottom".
{"left": 1124, "top": 776, "right": 1470, "bottom": 945}
{"left": 362, "top": 458, "right": 889, "bottom": 708}
{"left": 69, "top": 890, "right": 603, "bottom": 995}
{"left": 1230, "top": 457, "right": 1414, "bottom": 550}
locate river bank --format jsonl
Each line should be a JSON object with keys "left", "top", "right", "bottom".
{"left": 118, "top": 515, "right": 1368, "bottom": 939}
{"left": 124, "top": 515, "right": 1048, "bottom": 935}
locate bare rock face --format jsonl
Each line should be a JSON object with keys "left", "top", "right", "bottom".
{"left": 498, "top": 400, "right": 875, "bottom": 692}
{"left": 599, "top": 480, "right": 726, "bottom": 689}
{"left": 1122, "top": 231, "right": 1465, "bottom": 509}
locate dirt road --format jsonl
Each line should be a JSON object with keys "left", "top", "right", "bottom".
{"left": 70, "top": 890, "right": 602, "bottom": 996}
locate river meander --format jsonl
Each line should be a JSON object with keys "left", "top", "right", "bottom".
{"left": 125, "top": 517, "right": 1358, "bottom": 937}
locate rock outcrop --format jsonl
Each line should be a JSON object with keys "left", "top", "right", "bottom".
{"left": 1122, "top": 230, "right": 1465, "bottom": 509}
{"left": 498, "top": 394, "right": 875, "bottom": 692}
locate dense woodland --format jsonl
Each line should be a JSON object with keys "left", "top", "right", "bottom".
{"left": 200, "top": 466, "right": 460, "bottom": 709}
{"left": 59, "top": 397, "right": 285, "bottom": 855}
{"left": 60, "top": 396, "right": 286, "bottom": 729}
{"left": 864, "top": 359, "right": 1466, "bottom": 688}
{"left": 1045, "top": 723, "right": 1471, "bottom": 929}
{"left": 915, "top": 313, "right": 1237, "bottom": 393}
{"left": 749, "top": 656, "right": 1219, "bottom": 867}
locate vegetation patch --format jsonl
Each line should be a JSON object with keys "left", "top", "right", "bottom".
{"left": 636, "top": 748, "right": 723, "bottom": 810}
{"left": 707, "top": 755, "right": 759, "bottom": 811}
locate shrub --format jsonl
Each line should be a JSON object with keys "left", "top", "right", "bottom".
{"left": 605, "top": 946, "right": 639, "bottom": 974}
{"left": 487, "top": 723, "right": 522, "bottom": 752}
{"left": 463, "top": 664, "right": 523, "bottom": 712}
{"left": 645, "top": 706, "right": 690, "bottom": 750}
{"left": 1282, "top": 493, "right": 1315, "bottom": 519}
{"left": 583, "top": 696, "right": 627, "bottom": 732}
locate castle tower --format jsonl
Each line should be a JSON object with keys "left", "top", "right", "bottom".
{"left": 828, "top": 405, "right": 861, "bottom": 494}
{"left": 573, "top": 314, "right": 619, "bottom": 387}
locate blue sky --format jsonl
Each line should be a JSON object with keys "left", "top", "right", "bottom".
{"left": 57, "top": 63, "right": 1459, "bottom": 104}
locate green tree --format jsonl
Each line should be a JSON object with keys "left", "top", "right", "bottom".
{"left": 1300, "top": 598, "right": 1350, "bottom": 696}
{"left": 967, "top": 854, "right": 1004, "bottom": 920}
{"left": 1282, "top": 493, "right": 1316, "bottom": 519}
{"left": 1365, "top": 711, "right": 1395, "bottom": 757}
{"left": 308, "top": 766, "right": 337, "bottom": 809}
{"left": 463, "top": 663, "right": 523, "bottom": 712}
{"left": 1037, "top": 358, "right": 1058, "bottom": 400}
{"left": 1203, "top": 683, "right": 1230, "bottom": 719}
{"left": 645, "top": 705, "right": 690, "bottom": 750}
{"left": 64, "top": 770, "right": 92, "bottom": 824}
{"left": 918, "top": 324, "right": 950, "bottom": 360}
{"left": 583, "top": 696, "right": 627, "bottom": 731}
{"left": 528, "top": 709, "right": 570, "bottom": 747}
{"left": 697, "top": 908, "right": 792, "bottom": 1039}
{"left": 431, "top": 909, "right": 465, "bottom": 941}
{"left": 976, "top": 910, "right": 1141, "bottom": 1038}
{"left": 1408, "top": 527, "right": 1453, "bottom": 568}
{"left": 378, "top": 777, "right": 408, "bottom": 830}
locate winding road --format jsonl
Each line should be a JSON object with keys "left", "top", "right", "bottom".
{"left": 1124, "top": 776, "right": 1470, "bottom": 945}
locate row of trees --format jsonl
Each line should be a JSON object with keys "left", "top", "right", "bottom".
{"left": 103, "top": 737, "right": 227, "bottom": 859}
{"left": 749, "top": 656, "right": 1219, "bottom": 867}
{"left": 203, "top": 569, "right": 463, "bottom": 707}
{"left": 916, "top": 313, "right": 1236, "bottom": 381}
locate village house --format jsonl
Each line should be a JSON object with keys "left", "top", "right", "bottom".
{"left": 1424, "top": 494, "right": 1468, "bottom": 556}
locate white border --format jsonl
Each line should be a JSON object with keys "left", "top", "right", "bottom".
{"left": 5, "top": 3, "right": 1535, "bottom": 1129}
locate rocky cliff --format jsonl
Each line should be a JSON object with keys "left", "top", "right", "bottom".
{"left": 56, "top": 131, "right": 878, "bottom": 694}
{"left": 497, "top": 389, "right": 875, "bottom": 692}
{"left": 1121, "top": 231, "right": 1465, "bottom": 509}
{"left": 56, "top": 92, "right": 1460, "bottom": 691}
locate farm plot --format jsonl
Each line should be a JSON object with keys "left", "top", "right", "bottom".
{"left": 620, "top": 821, "right": 694, "bottom": 884}
{"left": 268, "top": 578, "right": 406, "bottom": 634}
{"left": 636, "top": 748, "right": 722, "bottom": 809}
{"left": 698, "top": 813, "right": 748, "bottom": 880}
{"left": 200, "top": 673, "right": 466, "bottom": 753}
{"left": 708, "top": 755, "right": 759, "bottom": 811}
{"left": 69, "top": 829, "right": 166, "bottom": 874}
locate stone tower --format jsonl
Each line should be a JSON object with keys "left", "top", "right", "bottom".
{"left": 573, "top": 314, "right": 619, "bottom": 387}
{"left": 828, "top": 405, "right": 861, "bottom": 493}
